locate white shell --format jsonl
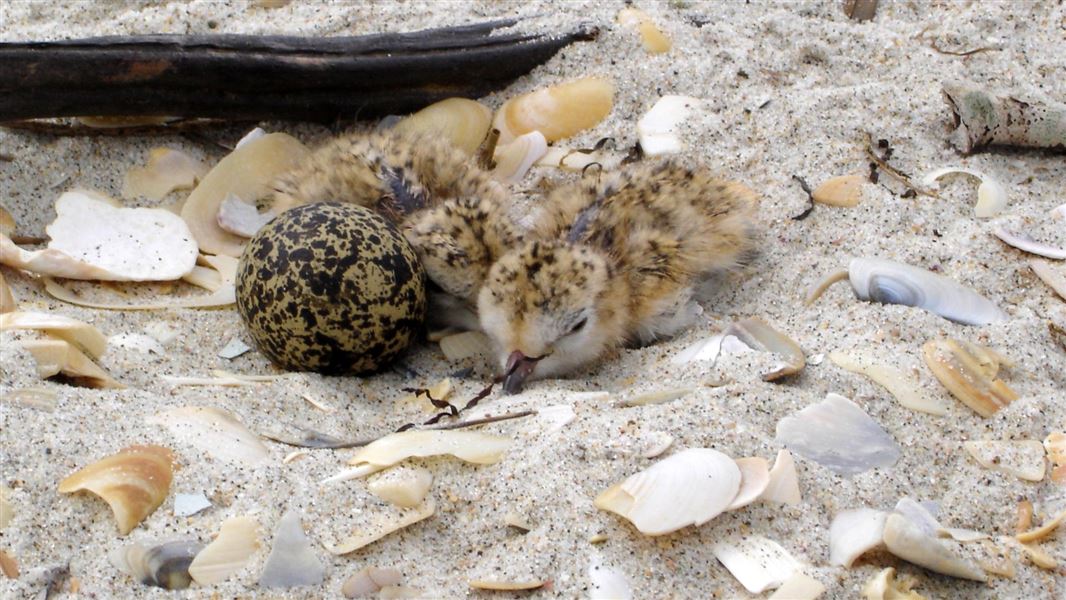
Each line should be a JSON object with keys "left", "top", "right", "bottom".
{"left": 1030, "top": 259, "right": 1066, "bottom": 300}
{"left": 594, "top": 448, "right": 741, "bottom": 535}
{"left": 347, "top": 430, "right": 511, "bottom": 468}
{"left": 188, "top": 515, "right": 260, "bottom": 585}
{"left": 217, "top": 193, "right": 275, "bottom": 238}
{"left": 258, "top": 510, "right": 325, "bottom": 588}
{"left": 588, "top": 554, "right": 632, "bottom": 600}
{"left": 727, "top": 457, "right": 770, "bottom": 511}
{"left": 711, "top": 534, "right": 800, "bottom": 594}
{"left": 147, "top": 406, "right": 270, "bottom": 467}
{"left": 992, "top": 226, "right": 1066, "bottom": 260}
{"left": 767, "top": 572, "right": 826, "bottom": 600}
{"left": 367, "top": 466, "right": 433, "bottom": 508}
{"left": 173, "top": 493, "right": 212, "bottom": 517}
{"left": 760, "top": 449, "right": 801, "bottom": 505}
{"left": 325, "top": 500, "right": 436, "bottom": 555}
{"left": 492, "top": 131, "right": 548, "bottom": 183}
{"left": 848, "top": 258, "right": 1006, "bottom": 326}
{"left": 881, "top": 513, "right": 986, "bottom": 581}
{"left": 829, "top": 508, "right": 887, "bottom": 567}
{"left": 963, "top": 440, "right": 1046, "bottom": 481}
{"left": 637, "top": 95, "right": 701, "bottom": 156}
{"left": 921, "top": 167, "right": 1007, "bottom": 218}
{"left": 827, "top": 350, "right": 949, "bottom": 416}
{"left": 1, "top": 311, "right": 108, "bottom": 359}
{"left": 775, "top": 393, "right": 901, "bottom": 476}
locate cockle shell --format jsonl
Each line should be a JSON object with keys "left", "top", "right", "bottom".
{"left": 188, "top": 515, "right": 260, "bottom": 585}
{"left": 593, "top": 448, "right": 741, "bottom": 536}
{"left": 394, "top": 97, "right": 492, "bottom": 156}
{"left": 493, "top": 77, "right": 614, "bottom": 144}
{"left": 110, "top": 540, "right": 203, "bottom": 590}
{"left": 775, "top": 393, "right": 901, "bottom": 476}
{"left": 881, "top": 513, "right": 986, "bottom": 581}
{"left": 921, "top": 338, "right": 1018, "bottom": 417}
{"left": 848, "top": 258, "right": 1006, "bottom": 325}
{"left": 59, "top": 445, "right": 175, "bottom": 535}
{"left": 258, "top": 510, "right": 325, "bottom": 588}
{"left": 710, "top": 534, "right": 800, "bottom": 594}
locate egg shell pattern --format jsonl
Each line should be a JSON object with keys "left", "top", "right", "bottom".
{"left": 236, "top": 202, "right": 426, "bottom": 374}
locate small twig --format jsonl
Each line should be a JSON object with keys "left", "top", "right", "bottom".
{"left": 790, "top": 175, "right": 815, "bottom": 220}
{"left": 478, "top": 128, "right": 500, "bottom": 170}
{"left": 862, "top": 132, "right": 939, "bottom": 198}
{"left": 928, "top": 39, "right": 999, "bottom": 57}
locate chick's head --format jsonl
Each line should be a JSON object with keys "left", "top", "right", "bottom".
{"left": 478, "top": 240, "right": 621, "bottom": 393}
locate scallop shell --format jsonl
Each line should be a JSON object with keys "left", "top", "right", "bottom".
{"left": 367, "top": 466, "right": 433, "bottom": 509}
{"left": 710, "top": 534, "right": 800, "bottom": 594}
{"left": 394, "top": 97, "right": 492, "bottom": 156}
{"left": 110, "top": 540, "right": 203, "bottom": 590}
{"left": 0, "top": 311, "right": 108, "bottom": 359}
{"left": 188, "top": 515, "right": 260, "bottom": 585}
{"left": 727, "top": 457, "right": 770, "bottom": 511}
{"left": 922, "top": 338, "right": 1018, "bottom": 417}
{"left": 493, "top": 77, "right": 614, "bottom": 144}
{"left": 258, "top": 510, "right": 325, "bottom": 588}
{"left": 58, "top": 445, "right": 174, "bottom": 535}
{"left": 829, "top": 508, "right": 888, "bottom": 567}
{"left": 594, "top": 448, "right": 741, "bottom": 536}
{"left": 342, "top": 566, "right": 403, "bottom": 599}
{"left": 148, "top": 406, "right": 270, "bottom": 467}
{"left": 848, "top": 258, "right": 1006, "bottom": 325}
{"left": 963, "top": 440, "right": 1046, "bottom": 481}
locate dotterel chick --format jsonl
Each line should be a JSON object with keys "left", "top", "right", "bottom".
{"left": 477, "top": 160, "right": 758, "bottom": 392}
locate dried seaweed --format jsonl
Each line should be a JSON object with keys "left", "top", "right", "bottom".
{"left": 790, "top": 175, "right": 815, "bottom": 220}
{"left": 862, "top": 132, "right": 938, "bottom": 198}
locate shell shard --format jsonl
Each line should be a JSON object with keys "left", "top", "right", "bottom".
{"left": 325, "top": 500, "right": 436, "bottom": 555}
{"left": 963, "top": 440, "right": 1046, "bottom": 481}
{"left": 0, "top": 311, "right": 108, "bottom": 359}
{"left": 123, "top": 147, "right": 207, "bottom": 201}
{"left": 861, "top": 568, "right": 926, "bottom": 600}
{"left": 767, "top": 572, "right": 826, "bottom": 600}
{"left": 493, "top": 77, "right": 614, "bottom": 144}
{"left": 593, "top": 448, "right": 741, "bottom": 536}
{"left": 17, "top": 338, "right": 123, "bottom": 389}
{"left": 761, "top": 449, "right": 801, "bottom": 505}
{"left": 258, "top": 510, "right": 325, "bottom": 588}
{"left": 828, "top": 350, "right": 949, "bottom": 416}
{"left": 1016, "top": 510, "right": 1066, "bottom": 543}
{"left": 59, "top": 445, "right": 175, "bottom": 535}
{"left": 812, "top": 174, "right": 865, "bottom": 207}
{"left": 881, "top": 513, "right": 986, "bottom": 581}
{"left": 617, "top": 8, "right": 671, "bottom": 54}
{"left": 992, "top": 227, "right": 1066, "bottom": 260}
{"left": 921, "top": 339, "right": 1018, "bottom": 417}
{"left": 173, "top": 492, "right": 211, "bottom": 517}
{"left": 848, "top": 258, "right": 1006, "bottom": 326}
{"left": 1030, "top": 259, "right": 1066, "bottom": 300}
{"left": 110, "top": 540, "right": 203, "bottom": 590}
{"left": 775, "top": 393, "right": 901, "bottom": 476}
{"left": 346, "top": 430, "right": 510, "bottom": 468}
{"left": 148, "top": 406, "right": 270, "bottom": 467}
{"left": 588, "top": 555, "right": 632, "bottom": 600}
{"left": 367, "top": 466, "right": 433, "bottom": 509}
{"left": 188, "top": 515, "right": 260, "bottom": 585}
{"left": 725, "top": 318, "right": 805, "bottom": 381}
{"left": 921, "top": 167, "right": 1008, "bottom": 218}
{"left": 492, "top": 130, "right": 548, "bottom": 183}
{"left": 342, "top": 566, "right": 404, "bottom": 599}
{"left": 711, "top": 534, "right": 800, "bottom": 594}
{"left": 438, "top": 330, "right": 492, "bottom": 361}
{"left": 0, "top": 272, "right": 15, "bottom": 313}
{"left": 829, "top": 508, "right": 888, "bottom": 567}
{"left": 217, "top": 193, "right": 276, "bottom": 238}
{"left": 636, "top": 95, "right": 701, "bottom": 156}
{"left": 0, "top": 485, "right": 12, "bottom": 530}
{"left": 393, "top": 97, "right": 492, "bottom": 156}
{"left": 728, "top": 457, "right": 770, "bottom": 511}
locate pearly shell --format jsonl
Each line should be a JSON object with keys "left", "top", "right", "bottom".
{"left": 493, "top": 77, "right": 614, "bottom": 144}
{"left": 110, "top": 540, "right": 203, "bottom": 590}
{"left": 259, "top": 510, "right": 325, "bottom": 588}
{"left": 727, "top": 457, "right": 770, "bottom": 511}
{"left": 711, "top": 534, "right": 800, "bottom": 594}
{"left": 829, "top": 508, "right": 888, "bottom": 567}
{"left": 58, "top": 445, "right": 174, "bottom": 535}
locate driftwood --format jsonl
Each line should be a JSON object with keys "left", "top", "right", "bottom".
{"left": 0, "top": 19, "right": 597, "bottom": 126}
{"left": 942, "top": 81, "right": 1066, "bottom": 154}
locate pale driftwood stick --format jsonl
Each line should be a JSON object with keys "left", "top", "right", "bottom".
{"left": 943, "top": 81, "right": 1066, "bottom": 154}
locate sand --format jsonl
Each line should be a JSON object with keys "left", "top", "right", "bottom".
{"left": 1, "top": 1, "right": 1064, "bottom": 598}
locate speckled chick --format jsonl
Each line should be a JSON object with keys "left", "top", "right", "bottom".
{"left": 268, "top": 129, "right": 518, "bottom": 325}
{"left": 478, "top": 161, "right": 758, "bottom": 392}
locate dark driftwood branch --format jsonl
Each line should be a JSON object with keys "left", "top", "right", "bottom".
{"left": 0, "top": 19, "right": 598, "bottom": 124}
{"left": 942, "top": 81, "right": 1066, "bottom": 154}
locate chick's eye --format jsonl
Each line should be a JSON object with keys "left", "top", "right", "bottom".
{"left": 567, "top": 317, "right": 588, "bottom": 335}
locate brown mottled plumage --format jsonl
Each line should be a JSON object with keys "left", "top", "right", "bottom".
{"left": 478, "top": 161, "right": 758, "bottom": 392}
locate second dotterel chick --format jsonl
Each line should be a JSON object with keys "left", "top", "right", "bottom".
{"left": 477, "top": 161, "right": 757, "bottom": 392}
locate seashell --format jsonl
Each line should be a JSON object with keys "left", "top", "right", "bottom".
{"left": 617, "top": 8, "right": 671, "bottom": 54}
{"left": 468, "top": 579, "right": 546, "bottom": 591}
{"left": 182, "top": 132, "right": 310, "bottom": 256}
{"left": 829, "top": 508, "right": 888, "bottom": 567}
{"left": 188, "top": 515, "right": 260, "bottom": 585}
{"left": 342, "top": 566, "right": 403, "bottom": 599}
{"left": 43, "top": 275, "right": 236, "bottom": 310}
{"left": 594, "top": 448, "right": 741, "bottom": 536}
{"left": 588, "top": 554, "right": 632, "bottom": 600}
{"left": 921, "top": 338, "right": 1018, "bottom": 418}
{"left": 5, "top": 387, "right": 58, "bottom": 412}
{"left": 921, "top": 167, "right": 1007, "bottom": 218}
{"left": 503, "top": 511, "right": 534, "bottom": 531}
{"left": 937, "top": 527, "right": 988, "bottom": 543}
{"left": 217, "top": 193, "right": 276, "bottom": 238}
{"left": 493, "top": 77, "right": 614, "bottom": 144}
{"left": 1016, "top": 510, "right": 1066, "bottom": 543}
{"left": 638, "top": 431, "right": 674, "bottom": 458}
{"left": 963, "top": 440, "right": 1046, "bottom": 481}
{"left": 618, "top": 387, "right": 692, "bottom": 407}
{"left": 992, "top": 227, "right": 1066, "bottom": 260}
{"left": 727, "top": 457, "right": 770, "bottom": 511}
{"left": 725, "top": 318, "right": 805, "bottom": 381}
{"left": 394, "top": 97, "right": 492, "bottom": 156}
{"left": 17, "top": 338, "right": 123, "bottom": 389}
{"left": 828, "top": 350, "right": 949, "bottom": 415}
{"left": 812, "top": 174, "right": 866, "bottom": 207}
{"left": 259, "top": 510, "right": 326, "bottom": 588}
{"left": 1030, "top": 258, "right": 1066, "bottom": 300}
{"left": 173, "top": 492, "right": 212, "bottom": 517}
{"left": 1045, "top": 432, "right": 1066, "bottom": 485}
{"left": 492, "top": 130, "right": 548, "bottom": 183}
{"left": 217, "top": 336, "right": 251, "bottom": 359}
{"left": 438, "top": 330, "right": 492, "bottom": 361}
{"left": 881, "top": 513, "right": 986, "bottom": 581}
{"left": 537, "top": 404, "right": 576, "bottom": 435}
{"left": 110, "top": 540, "right": 203, "bottom": 590}
{"left": 767, "top": 572, "right": 826, "bottom": 600}
{"left": 1015, "top": 500, "right": 1034, "bottom": 533}
{"left": 401, "top": 378, "right": 452, "bottom": 413}
{"left": 367, "top": 466, "right": 433, "bottom": 509}
{"left": 775, "top": 393, "right": 901, "bottom": 476}
{"left": 1019, "top": 543, "right": 1057, "bottom": 570}
{"left": 760, "top": 449, "right": 801, "bottom": 505}
{"left": 847, "top": 258, "right": 1006, "bottom": 326}
{"left": 710, "top": 534, "right": 800, "bottom": 594}
{"left": 636, "top": 95, "right": 700, "bottom": 157}
{"left": 122, "top": 147, "right": 207, "bottom": 201}
{"left": 892, "top": 497, "right": 940, "bottom": 536}
{"left": 0, "top": 550, "right": 16, "bottom": 579}
{"left": 0, "top": 485, "right": 12, "bottom": 530}
{"left": 59, "top": 445, "right": 174, "bottom": 535}
{"left": 861, "top": 568, "right": 926, "bottom": 600}
{"left": 0, "top": 272, "right": 15, "bottom": 314}
{"left": 108, "top": 333, "right": 166, "bottom": 355}
{"left": 235, "top": 127, "right": 267, "bottom": 149}
{"left": 148, "top": 406, "right": 270, "bottom": 467}
{"left": 345, "top": 430, "right": 511, "bottom": 471}
{"left": 325, "top": 500, "right": 436, "bottom": 555}
{"left": 1, "top": 311, "right": 108, "bottom": 359}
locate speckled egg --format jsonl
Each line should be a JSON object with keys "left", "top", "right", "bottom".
{"left": 236, "top": 202, "right": 426, "bottom": 374}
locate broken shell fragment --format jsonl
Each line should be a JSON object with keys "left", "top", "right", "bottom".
{"left": 588, "top": 554, "right": 632, "bottom": 600}
{"left": 760, "top": 449, "right": 801, "bottom": 505}
{"left": 921, "top": 167, "right": 1007, "bottom": 218}
{"left": 493, "top": 77, "right": 614, "bottom": 144}
{"left": 438, "top": 330, "right": 492, "bottom": 361}
{"left": 0, "top": 272, "right": 16, "bottom": 313}
{"left": 492, "top": 130, "right": 548, "bottom": 183}
{"left": 618, "top": 387, "right": 692, "bottom": 407}
{"left": 963, "top": 440, "right": 1046, "bottom": 481}
{"left": 0, "top": 485, "right": 12, "bottom": 529}
{"left": 593, "top": 448, "right": 741, "bottom": 536}
{"left": 812, "top": 174, "right": 866, "bottom": 207}
{"left": 59, "top": 445, "right": 175, "bottom": 535}
{"left": 767, "top": 572, "right": 826, "bottom": 600}
{"left": 828, "top": 350, "right": 948, "bottom": 415}
{"left": 367, "top": 466, "right": 433, "bottom": 509}
{"left": 636, "top": 95, "right": 700, "bottom": 156}
{"left": 1045, "top": 432, "right": 1066, "bottom": 484}
{"left": 711, "top": 534, "right": 800, "bottom": 594}
{"left": 325, "top": 500, "right": 436, "bottom": 555}
{"left": 829, "top": 508, "right": 888, "bottom": 567}
{"left": 617, "top": 8, "right": 671, "bottom": 54}
{"left": 922, "top": 339, "right": 1018, "bottom": 417}
{"left": 173, "top": 492, "right": 211, "bottom": 517}
{"left": 148, "top": 406, "right": 270, "bottom": 467}
{"left": 18, "top": 338, "right": 123, "bottom": 389}
{"left": 259, "top": 510, "right": 325, "bottom": 588}
{"left": 188, "top": 515, "right": 260, "bottom": 585}
{"left": 1019, "top": 543, "right": 1057, "bottom": 570}
{"left": 1, "top": 311, "right": 108, "bottom": 359}
{"left": 110, "top": 540, "right": 203, "bottom": 590}
{"left": 727, "top": 318, "right": 806, "bottom": 381}
{"left": 468, "top": 579, "right": 546, "bottom": 591}
{"left": 394, "top": 97, "right": 492, "bottom": 156}
{"left": 775, "top": 393, "right": 901, "bottom": 476}
{"left": 862, "top": 568, "right": 926, "bottom": 600}
{"left": 881, "top": 513, "right": 986, "bottom": 581}
{"left": 1016, "top": 510, "right": 1066, "bottom": 543}
{"left": 728, "top": 457, "right": 770, "bottom": 511}
{"left": 342, "top": 566, "right": 403, "bottom": 599}
{"left": 992, "top": 226, "right": 1066, "bottom": 260}
{"left": 217, "top": 193, "right": 276, "bottom": 238}
{"left": 122, "top": 147, "right": 207, "bottom": 201}
{"left": 1030, "top": 259, "right": 1066, "bottom": 300}
{"left": 346, "top": 430, "right": 511, "bottom": 470}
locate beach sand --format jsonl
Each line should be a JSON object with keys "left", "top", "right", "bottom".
{"left": 1, "top": 1, "right": 1064, "bottom": 598}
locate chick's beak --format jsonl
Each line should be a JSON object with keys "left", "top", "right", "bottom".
{"left": 503, "top": 350, "right": 539, "bottom": 394}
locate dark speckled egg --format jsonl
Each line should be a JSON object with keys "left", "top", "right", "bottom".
{"left": 236, "top": 202, "right": 426, "bottom": 374}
